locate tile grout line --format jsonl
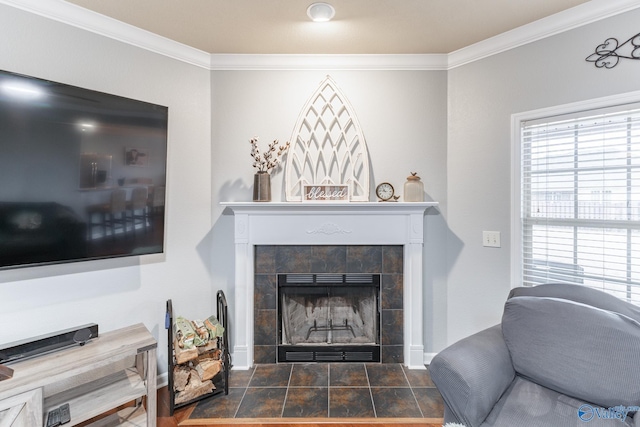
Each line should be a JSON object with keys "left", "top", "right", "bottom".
{"left": 280, "top": 363, "right": 294, "bottom": 418}
{"left": 233, "top": 366, "right": 256, "bottom": 419}
{"left": 401, "top": 364, "right": 425, "bottom": 418}
{"left": 363, "top": 363, "right": 378, "bottom": 418}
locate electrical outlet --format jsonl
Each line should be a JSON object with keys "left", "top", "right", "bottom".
{"left": 483, "top": 231, "right": 501, "bottom": 248}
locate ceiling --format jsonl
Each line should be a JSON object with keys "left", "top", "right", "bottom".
{"left": 62, "top": 0, "right": 591, "bottom": 55}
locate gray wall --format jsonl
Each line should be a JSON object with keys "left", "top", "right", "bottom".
{"left": 446, "top": 8, "right": 640, "bottom": 343}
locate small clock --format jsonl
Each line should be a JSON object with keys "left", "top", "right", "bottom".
{"left": 376, "top": 182, "right": 395, "bottom": 201}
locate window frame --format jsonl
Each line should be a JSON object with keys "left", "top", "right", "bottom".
{"left": 511, "top": 90, "right": 640, "bottom": 296}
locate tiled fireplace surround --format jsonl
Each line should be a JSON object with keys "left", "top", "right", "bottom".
{"left": 254, "top": 244, "right": 404, "bottom": 364}
{"left": 222, "top": 202, "right": 437, "bottom": 370}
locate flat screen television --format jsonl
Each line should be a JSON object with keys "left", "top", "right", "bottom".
{"left": 0, "top": 70, "right": 168, "bottom": 270}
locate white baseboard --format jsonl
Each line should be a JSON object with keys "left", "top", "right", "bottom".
{"left": 424, "top": 352, "right": 437, "bottom": 365}
{"left": 157, "top": 372, "right": 168, "bottom": 389}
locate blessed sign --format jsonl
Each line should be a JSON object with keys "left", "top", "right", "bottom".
{"left": 303, "top": 185, "right": 349, "bottom": 201}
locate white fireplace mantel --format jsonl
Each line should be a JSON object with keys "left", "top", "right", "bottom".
{"left": 221, "top": 201, "right": 438, "bottom": 370}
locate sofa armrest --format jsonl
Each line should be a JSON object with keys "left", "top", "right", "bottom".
{"left": 429, "top": 325, "right": 515, "bottom": 427}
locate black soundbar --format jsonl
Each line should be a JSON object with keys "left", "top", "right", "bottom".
{"left": 0, "top": 323, "right": 98, "bottom": 364}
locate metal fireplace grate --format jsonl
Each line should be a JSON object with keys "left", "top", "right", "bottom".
{"left": 283, "top": 274, "right": 378, "bottom": 285}
{"left": 280, "top": 346, "right": 378, "bottom": 363}
{"left": 277, "top": 273, "right": 381, "bottom": 363}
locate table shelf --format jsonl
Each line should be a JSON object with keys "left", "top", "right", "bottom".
{"left": 0, "top": 324, "right": 156, "bottom": 427}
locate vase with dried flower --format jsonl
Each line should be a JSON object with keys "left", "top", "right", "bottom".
{"left": 250, "top": 137, "right": 290, "bottom": 202}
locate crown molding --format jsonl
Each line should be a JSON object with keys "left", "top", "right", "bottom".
{"left": 2, "top": 0, "right": 639, "bottom": 71}
{"left": 448, "top": 0, "right": 640, "bottom": 69}
{"left": 209, "top": 54, "right": 448, "bottom": 71}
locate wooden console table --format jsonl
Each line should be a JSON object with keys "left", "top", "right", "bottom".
{"left": 0, "top": 323, "right": 157, "bottom": 427}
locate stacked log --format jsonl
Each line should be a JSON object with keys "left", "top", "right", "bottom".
{"left": 194, "top": 355, "right": 222, "bottom": 381}
{"left": 173, "top": 365, "right": 190, "bottom": 391}
{"left": 174, "top": 339, "right": 198, "bottom": 364}
{"left": 173, "top": 366, "right": 214, "bottom": 405}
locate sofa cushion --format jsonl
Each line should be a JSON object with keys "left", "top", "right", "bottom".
{"left": 502, "top": 296, "right": 640, "bottom": 408}
{"left": 430, "top": 325, "right": 515, "bottom": 427}
{"left": 482, "top": 376, "right": 636, "bottom": 427}
{"left": 509, "top": 284, "right": 640, "bottom": 323}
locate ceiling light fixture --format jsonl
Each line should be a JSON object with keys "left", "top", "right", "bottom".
{"left": 307, "top": 2, "right": 335, "bottom": 22}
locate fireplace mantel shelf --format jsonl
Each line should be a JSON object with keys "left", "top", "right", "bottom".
{"left": 221, "top": 200, "right": 438, "bottom": 370}
{"left": 221, "top": 201, "right": 438, "bottom": 213}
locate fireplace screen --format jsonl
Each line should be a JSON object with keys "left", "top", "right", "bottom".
{"left": 277, "top": 273, "right": 381, "bottom": 362}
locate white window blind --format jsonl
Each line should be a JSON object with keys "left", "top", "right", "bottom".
{"left": 521, "top": 104, "right": 640, "bottom": 304}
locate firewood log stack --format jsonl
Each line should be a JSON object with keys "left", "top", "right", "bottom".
{"left": 172, "top": 315, "right": 225, "bottom": 403}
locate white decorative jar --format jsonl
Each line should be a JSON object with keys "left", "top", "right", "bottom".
{"left": 403, "top": 172, "right": 424, "bottom": 202}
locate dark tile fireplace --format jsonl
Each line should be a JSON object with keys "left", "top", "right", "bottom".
{"left": 254, "top": 245, "right": 403, "bottom": 364}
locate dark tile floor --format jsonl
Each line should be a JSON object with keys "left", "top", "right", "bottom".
{"left": 188, "top": 363, "right": 444, "bottom": 420}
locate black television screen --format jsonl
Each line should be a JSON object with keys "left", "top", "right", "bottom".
{"left": 0, "top": 70, "right": 168, "bottom": 270}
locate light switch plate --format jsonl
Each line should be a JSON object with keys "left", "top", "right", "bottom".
{"left": 483, "top": 231, "right": 501, "bottom": 248}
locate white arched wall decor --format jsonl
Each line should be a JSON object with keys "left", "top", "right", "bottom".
{"left": 285, "top": 76, "right": 370, "bottom": 201}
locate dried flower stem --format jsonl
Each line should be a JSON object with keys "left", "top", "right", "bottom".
{"left": 249, "top": 137, "right": 290, "bottom": 174}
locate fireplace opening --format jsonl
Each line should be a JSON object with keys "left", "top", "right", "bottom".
{"left": 277, "top": 273, "right": 381, "bottom": 363}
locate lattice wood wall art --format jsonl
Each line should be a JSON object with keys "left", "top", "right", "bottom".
{"left": 285, "top": 76, "right": 370, "bottom": 201}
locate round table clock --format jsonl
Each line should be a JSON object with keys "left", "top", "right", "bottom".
{"left": 376, "top": 182, "right": 395, "bottom": 201}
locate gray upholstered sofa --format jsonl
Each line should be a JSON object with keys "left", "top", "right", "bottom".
{"left": 430, "top": 284, "right": 640, "bottom": 427}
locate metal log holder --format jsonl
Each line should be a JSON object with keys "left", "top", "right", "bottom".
{"left": 166, "top": 290, "right": 230, "bottom": 415}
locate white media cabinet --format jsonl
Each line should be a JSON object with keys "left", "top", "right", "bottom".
{"left": 0, "top": 323, "right": 157, "bottom": 427}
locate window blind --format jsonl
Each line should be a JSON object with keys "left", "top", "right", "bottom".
{"left": 521, "top": 104, "right": 640, "bottom": 304}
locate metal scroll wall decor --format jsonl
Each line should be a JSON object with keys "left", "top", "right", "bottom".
{"left": 586, "top": 31, "right": 640, "bottom": 69}
{"left": 285, "top": 76, "right": 370, "bottom": 201}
